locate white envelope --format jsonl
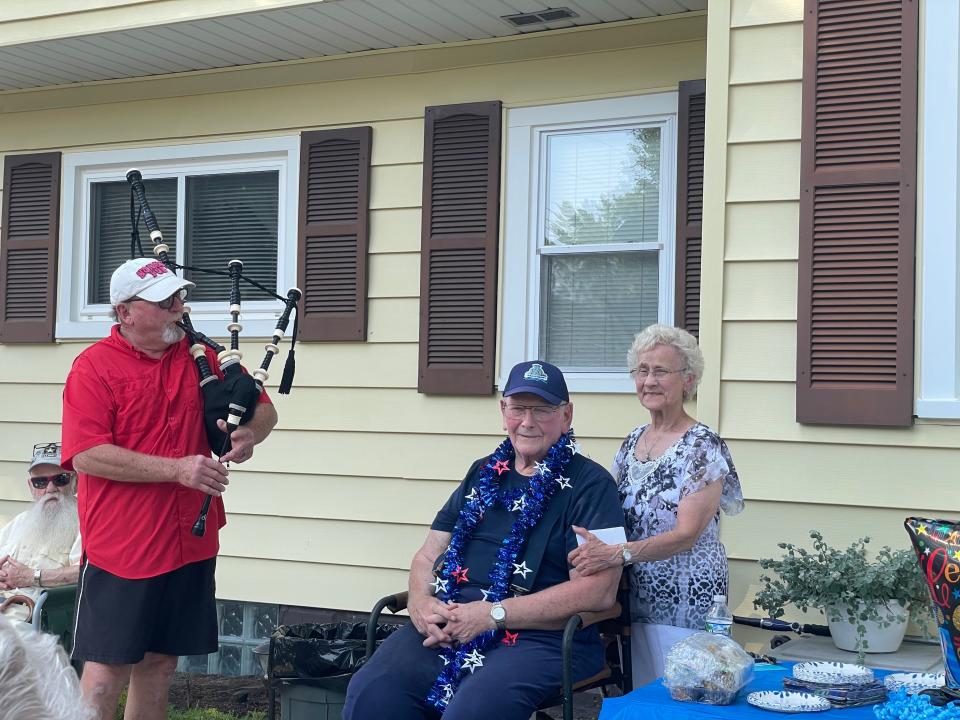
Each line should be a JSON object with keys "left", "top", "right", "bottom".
{"left": 575, "top": 526, "right": 627, "bottom": 546}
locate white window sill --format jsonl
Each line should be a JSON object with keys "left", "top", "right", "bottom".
{"left": 56, "top": 305, "right": 287, "bottom": 342}
{"left": 916, "top": 399, "right": 960, "bottom": 421}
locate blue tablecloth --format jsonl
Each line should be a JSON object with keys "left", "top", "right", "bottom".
{"left": 599, "top": 663, "right": 894, "bottom": 720}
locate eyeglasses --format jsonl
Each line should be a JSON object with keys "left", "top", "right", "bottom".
{"left": 125, "top": 287, "right": 189, "bottom": 311}
{"left": 503, "top": 403, "right": 567, "bottom": 421}
{"left": 31, "top": 473, "right": 73, "bottom": 489}
{"left": 629, "top": 366, "right": 687, "bottom": 380}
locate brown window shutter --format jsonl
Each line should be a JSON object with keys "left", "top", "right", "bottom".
{"left": 0, "top": 153, "right": 61, "bottom": 343}
{"left": 797, "top": 0, "right": 918, "bottom": 426}
{"left": 296, "top": 127, "right": 372, "bottom": 341}
{"left": 418, "top": 101, "right": 502, "bottom": 395}
{"left": 674, "top": 79, "right": 706, "bottom": 339}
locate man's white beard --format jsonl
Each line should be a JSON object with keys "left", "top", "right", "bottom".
{"left": 162, "top": 323, "right": 184, "bottom": 345}
{"left": 10, "top": 494, "right": 79, "bottom": 566}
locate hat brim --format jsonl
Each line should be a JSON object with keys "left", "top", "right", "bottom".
{"left": 502, "top": 385, "right": 566, "bottom": 405}
{"left": 136, "top": 276, "right": 196, "bottom": 302}
{"left": 28, "top": 457, "right": 62, "bottom": 472}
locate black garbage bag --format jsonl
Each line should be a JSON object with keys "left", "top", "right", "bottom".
{"left": 268, "top": 621, "right": 401, "bottom": 680}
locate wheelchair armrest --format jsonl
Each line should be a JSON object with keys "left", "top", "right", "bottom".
{"left": 366, "top": 591, "right": 410, "bottom": 660}
{"left": 572, "top": 602, "right": 622, "bottom": 631}
{"left": 383, "top": 591, "right": 409, "bottom": 614}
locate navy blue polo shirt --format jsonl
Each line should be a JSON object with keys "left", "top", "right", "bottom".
{"left": 432, "top": 452, "right": 624, "bottom": 593}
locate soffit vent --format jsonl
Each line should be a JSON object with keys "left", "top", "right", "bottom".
{"left": 502, "top": 8, "right": 579, "bottom": 28}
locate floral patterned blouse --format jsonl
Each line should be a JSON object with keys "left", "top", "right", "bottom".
{"left": 612, "top": 422, "right": 744, "bottom": 629}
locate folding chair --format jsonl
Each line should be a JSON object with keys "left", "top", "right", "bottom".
{"left": 366, "top": 572, "right": 632, "bottom": 720}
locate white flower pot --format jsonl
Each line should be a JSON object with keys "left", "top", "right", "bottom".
{"left": 825, "top": 601, "right": 910, "bottom": 653}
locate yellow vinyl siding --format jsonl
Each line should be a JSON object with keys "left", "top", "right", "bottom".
{"left": 725, "top": 142, "right": 800, "bottom": 202}
{"left": 0, "top": 7, "right": 705, "bottom": 615}
{"left": 728, "top": 82, "right": 801, "bottom": 143}
{"left": 725, "top": 202, "right": 799, "bottom": 261}
{"left": 216, "top": 556, "right": 409, "bottom": 610}
{"left": 723, "top": 262, "right": 797, "bottom": 320}
{"left": 703, "top": 0, "right": 960, "bottom": 633}
{"left": 729, "top": 24, "right": 802, "bottom": 84}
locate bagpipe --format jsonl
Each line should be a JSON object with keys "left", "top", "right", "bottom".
{"left": 125, "top": 169, "right": 301, "bottom": 536}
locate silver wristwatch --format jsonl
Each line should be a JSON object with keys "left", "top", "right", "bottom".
{"left": 33, "top": 566, "right": 42, "bottom": 587}
{"left": 490, "top": 601, "right": 506, "bottom": 630}
{"left": 620, "top": 543, "right": 633, "bottom": 566}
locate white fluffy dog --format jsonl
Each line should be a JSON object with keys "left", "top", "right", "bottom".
{"left": 0, "top": 613, "right": 93, "bottom": 720}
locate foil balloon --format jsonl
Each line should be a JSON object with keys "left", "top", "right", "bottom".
{"left": 905, "top": 517, "right": 960, "bottom": 700}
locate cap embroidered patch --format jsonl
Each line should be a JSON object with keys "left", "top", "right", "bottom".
{"left": 523, "top": 363, "right": 549, "bottom": 384}
{"left": 136, "top": 260, "right": 169, "bottom": 279}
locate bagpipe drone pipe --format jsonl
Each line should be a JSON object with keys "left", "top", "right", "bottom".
{"left": 126, "top": 168, "right": 302, "bottom": 536}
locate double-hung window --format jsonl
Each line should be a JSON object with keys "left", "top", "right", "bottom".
{"left": 58, "top": 137, "right": 299, "bottom": 338}
{"left": 918, "top": 0, "right": 960, "bottom": 419}
{"left": 502, "top": 94, "right": 677, "bottom": 392}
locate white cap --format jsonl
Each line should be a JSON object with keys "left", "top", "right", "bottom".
{"left": 110, "top": 258, "right": 195, "bottom": 306}
{"left": 29, "top": 442, "right": 62, "bottom": 471}
{"left": 713, "top": 595, "right": 727, "bottom": 603}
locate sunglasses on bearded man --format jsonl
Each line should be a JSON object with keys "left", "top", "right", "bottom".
{"left": 31, "top": 473, "right": 74, "bottom": 489}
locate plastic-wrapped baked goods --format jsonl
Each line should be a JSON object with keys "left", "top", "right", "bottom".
{"left": 662, "top": 632, "right": 755, "bottom": 705}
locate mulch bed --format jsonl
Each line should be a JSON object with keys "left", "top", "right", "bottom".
{"left": 167, "top": 672, "right": 607, "bottom": 719}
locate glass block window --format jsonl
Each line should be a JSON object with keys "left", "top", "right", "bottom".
{"left": 178, "top": 599, "right": 278, "bottom": 677}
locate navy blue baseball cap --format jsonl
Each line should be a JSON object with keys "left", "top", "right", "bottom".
{"left": 502, "top": 360, "right": 569, "bottom": 405}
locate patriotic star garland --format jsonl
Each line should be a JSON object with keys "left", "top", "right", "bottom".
{"left": 426, "top": 429, "right": 577, "bottom": 712}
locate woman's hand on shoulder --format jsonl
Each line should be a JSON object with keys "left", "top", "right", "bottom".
{"left": 567, "top": 526, "right": 622, "bottom": 576}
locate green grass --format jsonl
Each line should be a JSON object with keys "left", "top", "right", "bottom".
{"left": 165, "top": 711, "right": 265, "bottom": 720}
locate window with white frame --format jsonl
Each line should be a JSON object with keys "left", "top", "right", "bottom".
{"left": 918, "top": 0, "right": 960, "bottom": 419}
{"left": 501, "top": 94, "right": 677, "bottom": 393}
{"left": 58, "top": 137, "right": 299, "bottom": 339}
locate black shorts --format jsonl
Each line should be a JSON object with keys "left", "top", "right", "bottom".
{"left": 72, "top": 557, "right": 218, "bottom": 665}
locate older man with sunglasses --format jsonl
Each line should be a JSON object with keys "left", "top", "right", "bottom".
{"left": 0, "top": 442, "right": 81, "bottom": 623}
{"left": 61, "top": 258, "right": 278, "bottom": 720}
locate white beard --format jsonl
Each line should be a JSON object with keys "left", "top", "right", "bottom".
{"left": 9, "top": 494, "right": 79, "bottom": 566}
{"left": 162, "top": 323, "right": 185, "bottom": 345}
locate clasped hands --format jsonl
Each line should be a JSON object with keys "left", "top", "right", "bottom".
{"left": 0, "top": 556, "right": 31, "bottom": 591}
{"left": 409, "top": 595, "right": 495, "bottom": 649}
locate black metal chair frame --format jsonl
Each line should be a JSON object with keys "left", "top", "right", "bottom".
{"left": 365, "top": 574, "right": 633, "bottom": 720}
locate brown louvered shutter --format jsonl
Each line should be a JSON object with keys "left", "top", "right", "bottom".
{"left": 674, "top": 80, "right": 706, "bottom": 339}
{"left": 418, "top": 101, "right": 501, "bottom": 395}
{"left": 296, "top": 127, "right": 371, "bottom": 341}
{"left": 796, "top": 0, "right": 918, "bottom": 426}
{"left": 0, "top": 153, "right": 61, "bottom": 343}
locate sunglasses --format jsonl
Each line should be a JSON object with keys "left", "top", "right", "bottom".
{"left": 31, "top": 473, "right": 73, "bottom": 489}
{"left": 126, "top": 287, "right": 189, "bottom": 311}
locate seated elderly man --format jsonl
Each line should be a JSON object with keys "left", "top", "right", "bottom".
{"left": 0, "top": 443, "right": 81, "bottom": 622}
{"left": 344, "top": 361, "right": 625, "bottom": 720}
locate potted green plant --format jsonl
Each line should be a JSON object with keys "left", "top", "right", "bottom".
{"left": 753, "top": 531, "right": 931, "bottom": 659}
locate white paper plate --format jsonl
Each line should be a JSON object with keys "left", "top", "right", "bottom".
{"left": 747, "top": 691, "right": 832, "bottom": 713}
{"left": 792, "top": 661, "right": 875, "bottom": 686}
{"left": 884, "top": 672, "right": 945, "bottom": 694}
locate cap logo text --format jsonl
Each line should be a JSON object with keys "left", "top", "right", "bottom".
{"left": 136, "top": 261, "right": 169, "bottom": 279}
{"left": 523, "top": 363, "right": 549, "bottom": 384}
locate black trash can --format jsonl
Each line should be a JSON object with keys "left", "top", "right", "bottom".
{"left": 264, "top": 621, "right": 401, "bottom": 720}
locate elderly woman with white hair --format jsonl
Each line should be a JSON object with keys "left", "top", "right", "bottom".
{"left": 568, "top": 324, "right": 743, "bottom": 686}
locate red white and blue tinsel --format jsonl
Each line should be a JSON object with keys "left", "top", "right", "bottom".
{"left": 426, "top": 429, "right": 578, "bottom": 712}
{"left": 875, "top": 689, "right": 960, "bottom": 719}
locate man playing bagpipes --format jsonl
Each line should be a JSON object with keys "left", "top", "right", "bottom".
{"left": 61, "top": 258, "right": 279, "bottom": 720}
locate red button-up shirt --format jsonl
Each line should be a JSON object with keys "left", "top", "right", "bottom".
{"left": 61, "top": 325, "right": 270, "bottom": 579}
